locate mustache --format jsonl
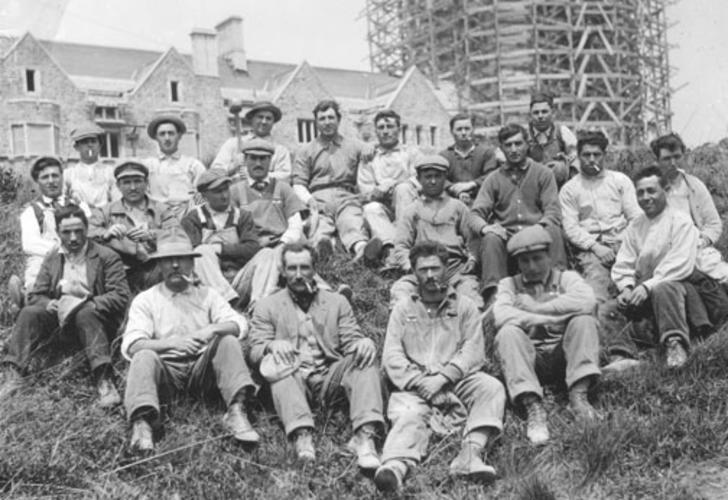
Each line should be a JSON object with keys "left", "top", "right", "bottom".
{"left": 292, "top": 277, "right": 315, "bottom": 293}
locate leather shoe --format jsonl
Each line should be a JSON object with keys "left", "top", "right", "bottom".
{"left": 223, "top": 402, "right": 260, "bottom": 443}
{"left": 130, "top": 419, "right": 154, "bottom": 452}
{"left": 97, "top": 377, "right": 121, "bottom": 408}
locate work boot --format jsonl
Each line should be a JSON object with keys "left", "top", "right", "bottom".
{"left": 97, "top": 376, "right": 121, "bottom": 408}
{"left": 374, "top": 459, "right": 408, "bottom": 493}
{"left": 223, "top": 402, "right": 260, "bottom": 443}
{"left": 569, "top": 379, "right": 599, "bottom": 422}
{"left": 130, "top": 418, "right": 154, "bottom": 452}
{"left": 601, "top": 354, "right": 643, "bottom": 376}
{"left": 665, "top": 336, "right": 688, "bottom": 368}
{"left": 449, "top": 442, "right": 497, "bottom": 483}
{"left": 315, "top": 237, "right": 334, "bottom": 262}
{"left": 523, "top": 395, "right": 549, "bottom": 445}
{"left": 0, "top": 365, "right": 23, "bottom": 400}
{"left": 293, "top": 428, "right": 315, "bottom": 462}
{"left": 346, "top": 424, "right": 380, "bottom": 470}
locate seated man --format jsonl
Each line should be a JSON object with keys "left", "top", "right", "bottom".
{"left": 651, "top": 133, "right": 728, "bottom": 283}
{"left": 64, "top": 125, "right": 118, "bottom": 208}
{"left": 89, "top": 161, "right": 177, "bottom": 292}
{"left": 144, "top": 114, "right": 206, "bottom": 219}
{"left": 121, "top": 231, "right": 259, "bottom": 452}
{"left": 248, "top": 243, "right": 383, "bottom": 469}
{"left": 439, "top": 113, "right": 498, "bottom": 205}
{"left": 212, "top": 101, "right": 292, "bottom": 183}
{"left": 357, "top": 109, "right": 419, "bottom": 266}
{"left": 471, "top": 124, "right": 567, "bottom": 303}
{"left": 292, "top": 99, "right": 378, "bottom": 261}
{"left": 612, "top": 166, "right": 702, "bottom": 368}
{"left": 390, "top": 154, "right": 482, "bottom": 309}
{"left": 181, "top": 170, "right": 261, "bottom": 304}
{"left": 559, "top": 132, "right": 641, "bottom": 343}
{"left": 1, "top": 205, "right": 130, "bottom": 407}
{"left": 493, "top": 225, "right": 600, "bottom": 445}
{"left": 9, "top": 157, "right": 90, "bottom": 310}
{"left": 374, "top": 242, "right": 505, "bottom": 493}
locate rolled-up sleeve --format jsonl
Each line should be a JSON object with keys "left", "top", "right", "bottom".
{"left": 207, "top": 288, "right": 247, "bottom": 338}
{"left": 121, "top": 293, "right": 155, "bottom": 361}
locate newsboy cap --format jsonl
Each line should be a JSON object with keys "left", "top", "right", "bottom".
{"left": 114, "top": 160, "right": 149, "bottom": 180}
{"left": 147, "top": 114, "right": 187, "bottom": 138}
{"left": 70, "top": 125, "right": 105, "bottom": 144}
{"left": 244, "top": 101, "right": 282, "bottom": 123}
{"left": 30, "top": 156, "right": 63, "bottom": 181}
{"left": 196, "top": 168, "right": 232, "bottom": 192}
{"left": 414, "top": 154, "right": 450, "bottom": 173}
{"left": 241, "top": 137, "right": 275, "bottom": 156}
{"left": 507, "top": 225, "right": 553, "bottom": 256}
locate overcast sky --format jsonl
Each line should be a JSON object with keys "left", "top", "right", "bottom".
{"left": 11, "top": 0, "right": 728, "bottom": 146}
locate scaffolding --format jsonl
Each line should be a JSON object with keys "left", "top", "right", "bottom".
{"left": 365, "top": 0, "right": 672, "bottom": 143}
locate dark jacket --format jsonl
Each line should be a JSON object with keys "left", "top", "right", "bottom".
{"left": 28, "top": 240, "right": 131, "bottom": 319}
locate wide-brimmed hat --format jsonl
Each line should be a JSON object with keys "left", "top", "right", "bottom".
{"left": 114, "top": 160, "right": 149, "bottom": 180}
{"left": 507, "top": 225, "right": 552, "bottom": 256}
{"left": 414, "top": 154, "right": 450, "bottom": 173}
{"left": 148, "top": 230, "right": 201, "bottom": 260}
{"left": 70, "top": 125, "right": 105, "bottom": 144}
{"left": 259, "top": 353, "right": 301, "bottom": 383}
{"left": 244, "top": 101, "right": 282, "bottom": 123}
{"left": 196, "top": 168, "right": 232, "bottom": 192}
{"left": 241, "top": 137, "right": 275, "bottom": 156}
{"left": 147, "top": 114, "right": 187, "bottom": 138}
{"left": 57, "top": 295, "right": 90, "bottom": 329}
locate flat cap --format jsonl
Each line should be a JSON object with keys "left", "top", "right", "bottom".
{"left": 414, "top": 154, "right": 450, "bottom": 172}
{"left": 147, "top": 114, "right": 187, "bottom": 139}
{"left": 30, "top": 156, "right": 63, "bottom": 181}
{"left": 507, "top": 225, "right": 552, "bottom": 256}
{"left": 70, "top": 125, "right": 105, "bottom": 143}
{"left": 196, "top": 168, "right": 231, "bottom": 192}
{"left": 241, "top": 137, "right": 275, "bottom": 156}
{"left": 244, "top": 101, "right": 282, "bottom": 123}
{"left": 114, "top": 160, "right": 149, "bottom": 180}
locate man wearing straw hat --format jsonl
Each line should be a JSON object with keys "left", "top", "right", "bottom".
{"left": 144, "top": 114, "right": 206, "bottom": 218}
{"left": 121, "top": 230, "right": 259, "bottom": 452}
{"left": 65, "top": 124, "right": 119, "bottom": 208}
{"left": 0, "top": 204, "right": 130, "bottom": 407}
{"left": 212, "top": 101, "right": 292, "bottom": 183}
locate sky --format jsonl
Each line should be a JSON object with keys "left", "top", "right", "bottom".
{"left": 4, "top": 0, "right": 726, "bottom": 146}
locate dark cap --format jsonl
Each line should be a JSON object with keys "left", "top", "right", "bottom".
{"left": 147, "top": 114, "right": 187, "bottom": 139}
{"left": 31, "top": 156, "right": 63, "bottom": 181}
{"left": 507, "top": 225, "right": 553, "bottom": 256}
{"left": 196, "top": 168, "right": 232, "bottom": 192}
{"left": 70, "top": 125, "right": 105, "bottom": 144}
{"left": 114, "top": 160, "right": 149, "bottom": 180}
{"left": 241, "top": 137, "right": 275, "bottom": 156}
{"left": 414, "top": 154, "right": 449, "bottom": 173}
{"left": 244, "top": 101, "right": 282, "bottom": 123}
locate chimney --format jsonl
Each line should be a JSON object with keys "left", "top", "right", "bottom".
{"left": 189, "top": 28, "right": 218, "bottom": 77}
{"left": 215, "top": 16, "right": 247, "bottom": 72}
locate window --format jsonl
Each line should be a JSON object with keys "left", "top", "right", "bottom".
{"left": 401, "top": 124, "right": 408, "bottom": 144}
{"left": 24, "top": 69, "right": 38, "bottom": 93}
{"left": 297, "top": 119, "right": 317, "bottom": 144}
{"left": 415, "top": 125, "right": 423, "bottom": 145}
{"left": 170, "top": 81, "right": 180, "bottom": 102}
{"left": 430, "top": 126, "right": 437, "bottom": 146}
{"left": 10, "top": 123, "right": 57, "bottom": 155}
{"left": 94, "top": 106, "right": 120, "bottom": 122}
{"left": 99, "top": 131, "right": 120, "bottom": 158}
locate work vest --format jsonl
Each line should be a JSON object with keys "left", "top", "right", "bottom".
{"left": 526, "top": 123, "right": 567, "bottom": 163}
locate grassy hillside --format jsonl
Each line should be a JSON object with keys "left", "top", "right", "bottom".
{"left": 2, "top": 143, "right": 728, "bottom": 499}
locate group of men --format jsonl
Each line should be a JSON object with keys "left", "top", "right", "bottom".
{"left": 2, "top": 91, "right": 727, "bottom": 493}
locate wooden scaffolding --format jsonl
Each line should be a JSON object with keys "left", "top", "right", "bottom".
{"left": 365, "top": 0, "right": 672, "bottom": 143}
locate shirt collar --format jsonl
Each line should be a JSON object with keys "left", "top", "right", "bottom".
{"left": 503, "top": 159, "right": 530, "bottom": 172}
{"left": 159, "top": 151, "right": 182, "bottom": 161}
{"left": 521, "top": 269, "right": 553, "bottom": 286}
{"left": 318, "top": 134, "right": 343, "bottom": 147}
{"left": 531, "top": 123, "right": 555, "bottom": 142}
{"left": 410, "top": 285, "right": 458, "bottom": 309}
{"left": 450, "top": 143, "right": 475, "bottom": 159}
{"left": 247, "top": 175, "right": 271, "bottom": 188}
{"left": 41, "top": 194, "right": 64, "bottom": 206}
{"left": 59, "top": 242, "right": 88, "bottom": 258}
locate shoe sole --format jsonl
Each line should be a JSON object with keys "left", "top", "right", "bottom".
{"left": 374, "top": 468, "right": 400, "bottom": 493}
{"left": 453, "top": 467, "right": 497, "bottom": 484}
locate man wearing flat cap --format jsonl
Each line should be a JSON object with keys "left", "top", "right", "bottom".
{"left": 212, "top": 101, "right": 292, "bottom": 183}
{"left": 144, "top": 114, "right": 206, "bottom": 219}
{"left": 181, "top": 169, "right": 261, "bottom": 305}
{"left": 89, "top": 161, "right": 178, "bottom": 292}
{"left": 121, "top": 230, "right": 259, "bottom": 452}
{"left": 8, "top": 157, "right": 92, "bottom": 310}
{"left": 0, "top": 204, "right": 130, "bottom": 407}
{"left": 65, "top": 125, "right": 119, "bottom": 208}
{"left": 389, "top": 154, "right": 482, "bottom": 309}
{"left": 492, "top": 225, "right": 601, "bottom": 445}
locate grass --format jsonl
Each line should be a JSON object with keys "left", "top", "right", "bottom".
{"left": 3, "top": 143, "right": 728, "bottom": 498}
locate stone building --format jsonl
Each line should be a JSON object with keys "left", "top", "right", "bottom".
{"left": 0, "top": 16, "right": 455, "bottom": 169}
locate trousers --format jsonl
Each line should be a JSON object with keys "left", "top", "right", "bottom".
{"left": 310, "top": 187, "right": 368, "bottom": 252}
{"left": 362, "top": 181, "right": 419, "bottom": 246}
{"left": 494, "top": 314, "right": 601, "bottom": 402}
{"left": 269, "top": 354, "right": 384, "bottom": 435}
{"left": 4, "top": 302, "right": 113, "bottom": 373}
{"left": 124, "top": 335, "right": 255, "bottom": 420}
{"left": 381, "top": 372, "right": 505, "bottom": 463}
{"left": 193, "top": 244, "right": 240, "bottom": 302}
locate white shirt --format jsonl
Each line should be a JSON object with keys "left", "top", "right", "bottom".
{"left": 144, "top": 152, "right": 206, "bottom": 205}
{"left": 64, "top": 162, "right": 119, "bottom": 208}
{"left": 212, "top": 135, "right": 292, "bottom": 183}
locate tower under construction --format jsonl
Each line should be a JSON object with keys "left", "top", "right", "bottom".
{"left": 365, "top": 0, "right": 672, "bottom": 143}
